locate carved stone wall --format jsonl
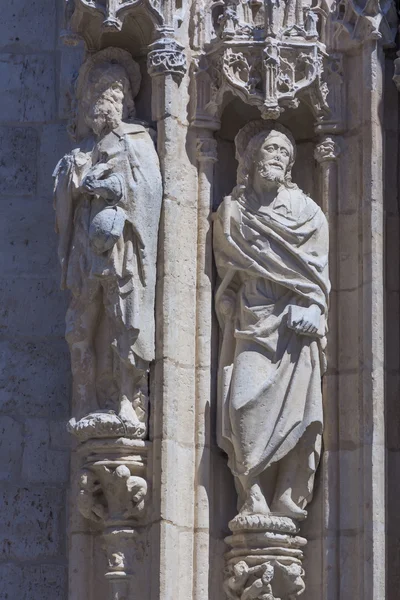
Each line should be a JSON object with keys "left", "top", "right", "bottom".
{"left": 0, "top": 2, "right": 76, "bottom": 598}
{"left": 1, "top": 0, "right": 400, "bottom": 599}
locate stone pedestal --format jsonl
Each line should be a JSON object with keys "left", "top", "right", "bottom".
{"left": 224, "top": 516, "right": 306, "bottom": 600}
{"left": 76, "top": 438, "right": 150, "bottom": 600}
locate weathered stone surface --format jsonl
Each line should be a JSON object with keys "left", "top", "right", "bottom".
{"left": 214, "top": 121, "right": 330, "bottom": 599}
{"left": 0, "top": 54, "right": 55, "bottom": 122}
{"left": 0, "top": 416, "right": 23, "bottom": 481}
{"left": 0, "top": 128, "right": 38, "bottom": 195}
{"left": 54, "top": 48, "right": 162, "bottom": 438}
{"left": 0, "top": 563, "right": 67, "bottom": 600}
{"left": 0, "top": 339, "right": 70, "bottom": 419}
{"left": 22, "top": 418, "right": 69, "bottom": 484}
{"left": 0, "top": 278, "right": 66, "bottom": 338}
{"left": 38, "top": 125, "right": 72, "bottom": 198}
{"left": 57, "top": 44, "right": 85, "bottom": 120}
{"left": 0, "top": 0, "right": 56, "bottom": 53}
{"left": 0, "top": 196, "right": 59, "bottom": 278}
{"left": 0, "top": 1, "right": 397, "bottom": 600}
{"left": 0, "top": 486, "right": 63, "bottom": 560}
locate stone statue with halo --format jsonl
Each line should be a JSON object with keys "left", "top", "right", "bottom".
{"left": 54, "top": 47, "right": 162, "bottom": 441}
{"left": 214, "top": 120, "right": 330, "bottom": 522}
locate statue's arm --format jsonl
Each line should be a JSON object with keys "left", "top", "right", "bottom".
{"left": 81, "top": 163, "right": 124, "bottom": 205}
{"left": 287, "top": 208, "right": 329, "bottom": 337}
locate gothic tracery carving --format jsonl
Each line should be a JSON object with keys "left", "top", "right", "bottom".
{"left": 197, "top": 0, "right": 330, "bottom": 121}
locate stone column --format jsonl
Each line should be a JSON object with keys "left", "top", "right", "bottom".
{"left": 148, "top": 28, "right": 200, "bottom": 600}
{"left": 358, "top": 39, "right": 386, "bottom": 600}
{"left": 314, "top": 135, "right": 341, "bottom": 600}
{"left": 193, "top": 133, "right": 218, "bottom": 600}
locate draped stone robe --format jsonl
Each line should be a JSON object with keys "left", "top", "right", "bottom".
{"left": 53, "top": 121, "right": 162, "bottom": 370}
{"left": 214, "top": 186, "right": 330, "bottom": 508}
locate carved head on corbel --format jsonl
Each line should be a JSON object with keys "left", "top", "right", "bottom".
{"left": 71, "top": 47, "right": 141, "bottom": 140}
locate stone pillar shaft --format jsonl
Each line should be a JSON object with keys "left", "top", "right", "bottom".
{"left": 193, "top": 133, "right": 218, "bottom": 600}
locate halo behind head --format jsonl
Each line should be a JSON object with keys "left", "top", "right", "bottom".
{"left": 235, "top": 120, "right": 296, "bottom": 166}
{"left": 76, "top": 47, "right": 141, "bottom": 107}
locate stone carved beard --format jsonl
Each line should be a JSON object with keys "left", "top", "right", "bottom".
{"left": 86, "top": 83, "right": 125, "bottom": 137}
{"left": 255, "top": 159, "right": 287, "bottom": 185}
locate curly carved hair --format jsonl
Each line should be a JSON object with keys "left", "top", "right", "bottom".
{"left": 236, "top": 129, "right": 296, "bottom": 192}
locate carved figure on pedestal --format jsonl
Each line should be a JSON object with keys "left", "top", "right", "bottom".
{"left": 214, "top": 120, "right": 330, "bottom": 522}
{"left": 54, "top": 48, "right": 162, "bottom": 441}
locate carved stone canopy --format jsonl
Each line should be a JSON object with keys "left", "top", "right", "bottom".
{"left": 200, "top": 0, "right": 330, "bottom": 123}
{"left": 205, "top": 38, "right": 329, "bottom": 121}
{"left": 62, "top": 0, "right": 164, "bottom": 52}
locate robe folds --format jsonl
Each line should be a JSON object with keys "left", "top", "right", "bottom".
{"left": 214, "top": 186, "right": 330, "bottom": 507}
{"left": 53, "top": 121, "right": 162, "bottom": 366}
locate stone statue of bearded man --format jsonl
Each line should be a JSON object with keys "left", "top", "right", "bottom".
{"left": 214, "top": 121, "right": 330, "bottom": 520}
{"left": 53, "top": 48, "right": 162, "bottom": 440}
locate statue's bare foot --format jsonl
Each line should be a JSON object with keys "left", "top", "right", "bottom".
{"left": 239, "top": 482, "right": 269, "bottom": 516}
{"left": 271, "top": 493, "right": 307, "bottom": 521}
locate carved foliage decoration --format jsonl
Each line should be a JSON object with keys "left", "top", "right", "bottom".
{"left": 75, "top": 439, "right": 150, "bottom": 600}
{"left": 147, "top": 27, "right": 187, "bottom": 78}
{"left": 224, "top": 516, "right": 307, "bottom": 600}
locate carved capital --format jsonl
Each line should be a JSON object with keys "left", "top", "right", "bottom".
{"left": 147, "top": 28, "right": 187, "bottom": 79}
{"left": 314, "top": 137, "right": 341, "bottom": 163}
{"left": 196, "top": 137, "right": 218, "bottom": 163}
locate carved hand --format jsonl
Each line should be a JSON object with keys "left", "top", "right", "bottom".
{"left": 287, "top": 304, "right": 321, "bottom": 337}
{"left": 82, "top": 164, "right": 123, "bottom": 204}
{"left": 82, "top": 163, "right": 110, "bottom": 189}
